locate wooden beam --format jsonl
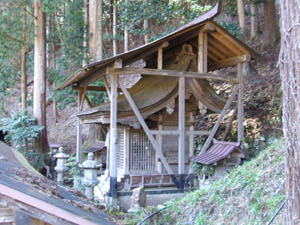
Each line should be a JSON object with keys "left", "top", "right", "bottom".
{"left": 237, "top": 63, "right": 244, "bottom": 142}
{"left": 209, "top": 32, "right": 243, "bottom": 56}
{"left": 156, "top": 114, "right": 163, "bottom": 173}
{"left": 118, "top": 80, "right": 174, "bottom": 174}
{"left": 178, "top": 77, "right": 185, "bottom": 175}
{"left": 76, "top": 91, "right": 83, "bottom": 163}
{"left": 124, "top": 128, "right": 129, "bottom": 175}
{"left": 203, "top": 22, "right": 216, "bottom": 33}
{"left": 73, "top": 85, "right": 122, "bottom": 93}
{"left": 114, "top": 59, "right": 122, "bottom": 68}
{"left": 107, "top": 67, "right": 240, "bottom": 83}
{"left": 158, "top": 47, "right": 163, "bottom": 70}
{"left": 209, "top": 54, "right": 251, "bottom": 71}
{"left": 207, "top": 44, "right": 226, "bottom": 60}
{"left": 83, "top": 93, "right": 93, "bottom": 108}
{"left": 101, "top": 76, "right": 111, "bottom": 100}
{"left": 222, "top": 106, "right": 237, "bottom": 141}
{"left": 198, "top": 31, "right": 208, "bottom": 73}
{"left": 79, "top": 87, "right": 87, "bottom": 111}
{"left": 208, "top": 36, "right": 234, "bottom": 58}
{"left": 150, "top": 130, "right": 210, "bottom": 136}
{"left": 213, "top": 22, "right": 250, "bottom": 55}
{"left": 157, "top": 42, "right": 168, "bottom": 70}
{"left": 109, "top": 74, "right": 118, "bottom": 198}
{"left": 200, "top": 85, "right": 239, "bottom": 154}
{"left": 189, "top": 112, "right": 195, "bottom": 159}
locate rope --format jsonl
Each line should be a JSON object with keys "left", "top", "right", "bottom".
{"left": 266, "top": 199, "right": 286, "bottom": 225}
{"left": 137, "top": 207, "right": 167, "bottom": 225}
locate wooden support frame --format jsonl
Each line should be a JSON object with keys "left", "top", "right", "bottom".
{"left": 109, "top": 73, "right": 118, "bottom": 198}
{"left": 198, "top": 31, "right": 208, "bottom": 73}
{"left": 118, "top": 80, "right": 174, "bottom": 175}
{"left": 189, "top": 112, "right": 195, "bottom": 159}
{"left": 157, "top": 41, "right": 169, "bottom": 70}
{"left": 237, "top": 63, "right": 244, "bottom": 142}
{"left": 178, "top": 77, "right": 185, "bottom": 176}
{"left": 156, "top": 114, "right": 163, "bottom": 173}
{"left": 73, "top": 85, "right": 122, "bottom": 93}
{"left": 158, "top": 47, "right": 163, "bottom": 70}
{"left": 101, "top": 76, "right": 111, "bottom": 100}
{"left": 150, "top": 130, "right": 210, "bottom": 136}
{"left": 107, "top": 67, "right": 240, "bottom": 83}
{"left": 79, "top": 87, "right": 87, "bottom": 111}
{"left": 222, "top": 106, "right": 237, "bottom": 141}
{"left": 210, "top": 54, "right": 251, "bottom": 71}
{"left": 76, "top": 91, "right": 83, "bottom": 163}
{"left": 124, "top": 128, "right": 130, "bottom": 175}
{"left": 200, "top": 85, "right": 239, "bottom": 154}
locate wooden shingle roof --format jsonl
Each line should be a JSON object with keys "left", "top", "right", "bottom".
{"left": 60, "top": 1, "right": 258, "bottom": 90}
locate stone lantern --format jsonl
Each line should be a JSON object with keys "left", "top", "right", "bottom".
{"left": 54, "top": 147, "right": 69, "bottom": 184}
{"left": 79, "top": 153, "right": 102, "bottom": 200}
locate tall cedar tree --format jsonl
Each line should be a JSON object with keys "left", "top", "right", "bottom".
{"left": 279, "top": 1, "right": 300, "bottom": 224}
{"left": 33, "top": 0, "right": 48, "bottom": 153}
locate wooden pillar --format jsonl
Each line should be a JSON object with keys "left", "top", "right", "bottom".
{"left": 102, "top": 76, "right": 111, "bottom": 100}
{"left": 237, "top": 63, "right": 244, "bottom": 143}
{"left": 189, "top": 112, "right": 195, "bottom": 160}
{"left": 198, "top": 31, "right": 208, "bottom": 73}
{"left": 109, "top": 74, "right": 118, "bottom": 199}
{"left": 158, "top": 47, "right": 163, "bottom": 70}
{"left": 156, "top": 114, "right": 163, "bottom": 173}
{"left": 76, "top": 91, "right": 83, "bottom": 163}
{"left": 178, "top": 76, "right": 185, "bottom": 189}
{"left": 124, "top": 127, "right": 130, "bottom": 174}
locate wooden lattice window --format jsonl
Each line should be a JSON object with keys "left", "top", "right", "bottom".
{"left": 129, "top": 129, "right": 155, "bottom": 172}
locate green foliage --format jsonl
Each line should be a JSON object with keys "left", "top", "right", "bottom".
{"left": 193, "top": 163, "right": 215, "bottom": 177}
{"left": 118, "top": 0, "right": 212, "bottom": 40}
{"left": 24, "top": 150, "right": 49, "bottom": 171}
{"left": 0, "top": 111, "right": 44, "bottom": 148}
{"left": 195, "top": 212, "right": 208, "bottom": 225}
{"left": 66, "top": 154, "right": 82, "bottom": 176}
{"left": 0, "top": 111, "right": 47, "bottom": 170}
{"left": 219, "top": 21, "right": 242, "bottom": 37}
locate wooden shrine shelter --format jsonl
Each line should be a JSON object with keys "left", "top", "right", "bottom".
{"left": 60, "top": 2, "right": 258, "bottom": 202}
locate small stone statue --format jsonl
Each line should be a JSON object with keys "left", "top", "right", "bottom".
{"left": 54, "top": 147, "right": 69, "bottom": 184}
{"left": 79, "top": 153, "right": 102, "bottom": 200}
{"left": 128, "top": 186, "right": 146, "bottom": 212}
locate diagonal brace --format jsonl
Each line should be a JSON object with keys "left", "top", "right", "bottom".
{"left": 118, "top": 81, "right": 174, "bottom": 175}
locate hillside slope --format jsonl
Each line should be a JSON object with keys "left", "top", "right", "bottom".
{"left": 125, "top": 138, "right": 285, "bottom": 225}
{"left": 160, "top": 138, "right": 285, "bottom": 225}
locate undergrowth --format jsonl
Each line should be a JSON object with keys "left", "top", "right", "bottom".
{"left": 125, "top": 138, "right": 285, "bottom": 225}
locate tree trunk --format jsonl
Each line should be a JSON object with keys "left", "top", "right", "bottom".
{"left": 279, "top": 1, "right": 300, "bottom": 224}
{"left": 98, "top": 0, "right": 103, "bottom": 60}
{"left": 250, "top": 3, "right": 259, "bottom": 41}
{"left": 124, "top": 0, "right": 128, "bottom": 52}
{"left": 86, "top": 0, "right": 105, "bottom": 147}
{"left": 143, "top": 0, "right": 149, "bottom": 44}
{"left": 34, "top": 0, "right": 48, "bottom": 153}
{"left": 48, "top": 14, "right": 59, "bottom": 123}
{"left": 83, "top": 0, "right": 89, "bottom": 66}
{"left": 263, "top": 0, "right": 279, "bottom": 48}
{"left": 21, "top": 9, "right": 27, "bottom": 111}
{"left": 112, "top": 0, "right": 117, "bottom": 56}
{"left": 89, "top": 0, "right": 102, "bottom": 61}
{"left": 237, "top": 0, "right": 246, "bottom": 40}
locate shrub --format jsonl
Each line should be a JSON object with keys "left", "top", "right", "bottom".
{"left": 0, "top": 111, "right": 44, "bottom": 149}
